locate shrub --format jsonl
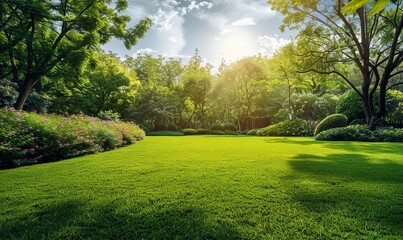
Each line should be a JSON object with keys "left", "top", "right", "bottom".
{"left": 0, "top": 109, "right": 145, "bottom": 169}
{"left": 97, "top": 110, "right": 120, "bottom": 121}
{"left": 210, "top": 123, "right": 224, "bottom": 131}
{"left": 224, "top": 130, "right": 237, "bottom": 135}
{"left": 349, "top": 119, "right": 366, "bottom": 125}
{"left": 315, "top": 125, "right": 373, "bottom": 141}
{"left": 336, "top": 88, "right": 398, "bottom": 121}
{"left": 315, "top": 125, "right": 403, "bottom": 142}
{"left": 209, "top": 130, "right": 225, "bottom": 135}
{"left": 196, "top": 128, "right": 209, "bottom": 134}
{"left": 183, "top": 128, "right": 197, "bottom": 135}
{"left": 256, "top": 119, "right": 311, "bottom": 136}
{"left": 222, "top": 123, "right": 237, "bottom": 132}
{"left": 139, "top": 124, "right": 151, "bottom": 133}
{"left": 166, "top": 123, "right": 178, "bottom": 131}
{"left": 246, "top": 129, "right": 259, "bottom": 135}
{"left": 314, "top": 114, "right": 348, "bottom": 136}
{"left": 147, "top": 131, "right": 184, "bottom": 136}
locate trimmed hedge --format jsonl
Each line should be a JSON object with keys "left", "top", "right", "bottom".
{"left": 224, "top": 130, "right": 237, "bottom": 135}
{"left": 209, "top": 130, "right": 225, "bottom": 135}
{"left": 210, "top": 123, "right": 224, "bottom": 131}
{"left": 256, "top": 119, "right": 311, "bottom": 136}
{"left": 0, "top": 108, "right": 145, "bottom": 169}
{"left": 182, "top": 128, "right": 197, "bottom": 135}
{"left": 196, "top": 128, "right": 209, "bottom": 134}
{"left": 147, "top": 131, "right": 184, "bottom": 136}
{"left": 315, "top": 125, "right": 403, "bottom": 142}
{"left": 314, "top": 114, "right": 348, "bottom": 136}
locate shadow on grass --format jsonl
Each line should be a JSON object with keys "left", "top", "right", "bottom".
{"left": 287, "top": 153, "right": 403, "bottom": 232}
{"left": 265, "top": 137, "right": 403, "bottom": 154}
{"left": 2, "top": 201, "right": 242, "bottom": 239}
{"left": 289, "top": 153, "right": 403, "bottom": 184}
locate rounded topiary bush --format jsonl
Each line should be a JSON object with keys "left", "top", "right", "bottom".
{"left": 222, "top": 122, "right": 237, "bottom": 132}
{"left": 196, "top": 128, "right": 209, "bottom": 134}
{"left": 209, "top": 130, "right": 225, "bottom": 135}
{"left": 210, "top": 123, "right": 224, "bottom": 131}
{"left": 314, "top": 114, "right": 348, "bottom": 136}
{"left": 183, "top": 128, "right": 197, "bottom": 135}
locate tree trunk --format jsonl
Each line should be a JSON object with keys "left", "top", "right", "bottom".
{"left": 14, "top": 77, "right": 37, "bottom": 110}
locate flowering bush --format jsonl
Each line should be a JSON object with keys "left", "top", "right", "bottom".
{"left": 0, "top": 108, "right": 145, "bottom": 169}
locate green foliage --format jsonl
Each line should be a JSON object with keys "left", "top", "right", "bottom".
{"left": 0, "top": 79, "right": 18, "bottom": 107}
{"left": 209, "top": 130, "right": 225, "bottom": 135}
{"left": 256, "top": 119, "right": 311, "bottom": 136}
{"left": 314, "top": 114, "right": 348, "bottom": 136}
{"left": 146, "top": 131, "right": 184, "bottom": 136}
{"left": 1, "top": 0, "right": 152, "bottom": 109}
{"left": 315, "top": 125, "right": 403, "bottom": 142}
{"left": 336, "top": 89, "right": 399, "bottom": 121}
{"left": 224, "top": 130, "right": 238, "bottom": 135}
{"left": 182, "top": 128, "right": 197, "bottom": 135}
{"left": 98, "top": 110, "right": 120, "bottom": 121}
{"left": 222, "top": 123, "right": 237, "bottom": 132}
{"left": 166, "top": 123, "right": 179, "bottom": 131}
{"left": 210, "top": 123, "right": 224, "bottom": 131}
{"left": 196, "top": 128, "right": 209, "bottom": 134}
{"left": 349, "top": 119, "right": 366, "bottom": 125}
{"left": 0, "top": 109, "right": 144, "bottom": 169}
{"left": 290, "top": 93, "right": 338, "bottom": 121}
{"left": 246, "top": 129, "right": 259, "bottom": 135}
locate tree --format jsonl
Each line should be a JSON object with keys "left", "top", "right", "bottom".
{"left": 0, "top": 0, "right": 151, "bottom": 110}
{"left": 181, "top": 49, "right": 213, "bottom": 128}
{"left": 268, "top": 0, "right": 403, "bottom": 127}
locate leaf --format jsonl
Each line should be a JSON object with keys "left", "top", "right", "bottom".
{"left": 342, "top": 0, "right": 371, "bottom": 13}
{"left": 369, "top": 0, "right": 390, "bottom": 15}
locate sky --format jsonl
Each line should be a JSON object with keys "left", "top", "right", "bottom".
{"left": 102, "top": 0, "right": 295, "bottom": 71}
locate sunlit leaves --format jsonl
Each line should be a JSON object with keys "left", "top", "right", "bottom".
{"left": 342, "top": 0, "right": 371, "bottom": 13}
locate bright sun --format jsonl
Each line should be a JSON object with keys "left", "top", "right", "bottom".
{"left": 218, "top": 31, "right": 258, "bottom": 62}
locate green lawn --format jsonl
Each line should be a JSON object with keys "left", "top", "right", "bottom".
{"left": 0, "top": 136, "right": 402, "bottom": 239}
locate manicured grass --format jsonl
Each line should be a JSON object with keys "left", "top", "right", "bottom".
{"left": 0, "top": 136, "right": 402, "bottom": 239}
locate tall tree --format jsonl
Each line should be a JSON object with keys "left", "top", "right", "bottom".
{"left": 268, "top": 0, "right": 403, "bottom": 126}
{"left": 0, "top": 0, "right": 151, "bottom": 110}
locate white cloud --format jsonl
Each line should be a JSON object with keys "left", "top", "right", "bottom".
{"left": 151, "top": 9, "right": 179, "bottom": 31}
{"left": 232, "top": 18, "right": 256, "bottom": 26}
{"left": 178, "top": 0, "right": 214, "bottom": 16}
{"left": 167, "top": 0, "right": 180, "bottom": 6}
{"left": 213, "top": 37, "right": 222, "bottom": 41}
{"left": 168, "top": 36, "right": 178, "bottom": 43}
{"left": 257, "top": 35, "right": 291, "bottom": 55}
{"left": 219, "top": 29, "right": 232, "bottom": 35}
{"left": 136, "top": 48, "right": 158, "bottom": 55}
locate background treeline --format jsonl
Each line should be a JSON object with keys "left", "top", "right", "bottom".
{"left": 1, "top": 46, "right": 402, "bottom": 133}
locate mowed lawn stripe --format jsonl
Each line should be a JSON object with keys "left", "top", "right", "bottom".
{"left": 0, "top": 136, "right": 402, "bottom": 239}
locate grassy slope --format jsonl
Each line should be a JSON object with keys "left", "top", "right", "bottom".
{"left": 0, "top": 136, "right": 402, "bottom": 239}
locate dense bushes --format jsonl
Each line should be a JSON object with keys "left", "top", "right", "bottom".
{"left": 182, "top": 128, "right": 197, "bottom": 135}
{"left": 315, "top": 125, "right": 403, "bottom": 142}
{"left": 0, "top": 108, "right": 145, "bottom": 169}
{"left": 209, "top": 130, "right": 225, "bottom": 135}
{"left": 314, "top": 114, "right": 348, "bottom": 136}
{"left": 146, "top": 131, "right": 183, "bottom": 136}
{"left": 256, "top": 119, "right": 311, "bottom": 136}
{"left": 196, "top": 128, "right": 209, "bottom": 134}
{"left": 336, "top": 89, "right": 400, "bottom": 121}
{"left": 246, "top": 129, "right": 259, "bottom": 135}
{"left": 210, "top": 123, "right": 224, "bottom": 131}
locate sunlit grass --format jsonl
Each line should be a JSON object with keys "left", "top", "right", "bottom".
{"left": 0, "top": 136, "right": 402, "bottom": 239}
